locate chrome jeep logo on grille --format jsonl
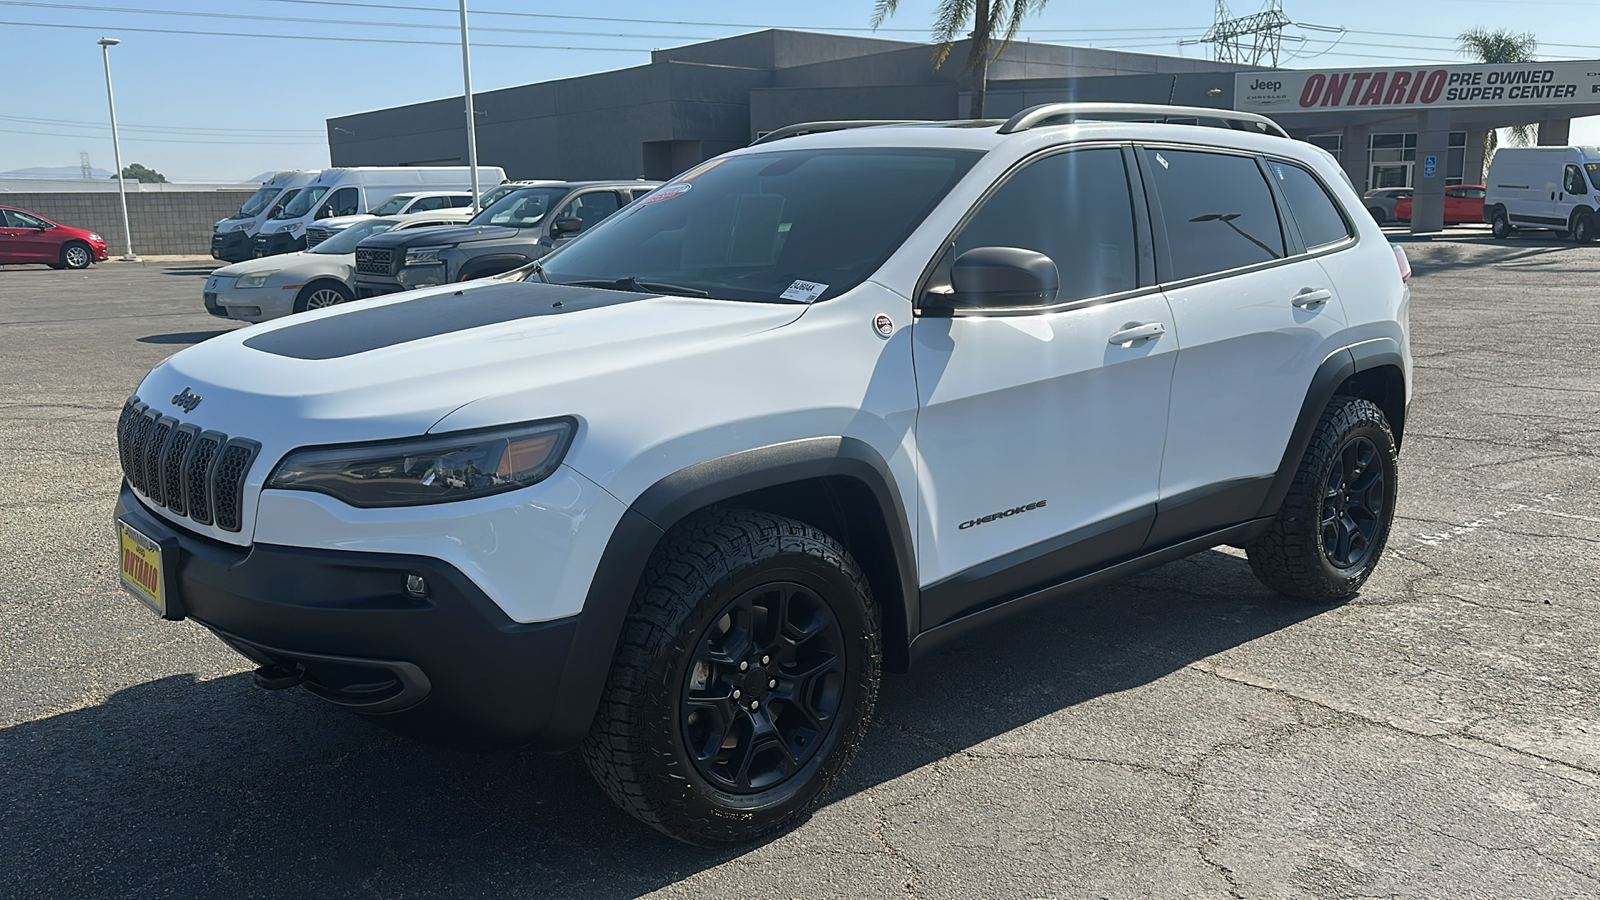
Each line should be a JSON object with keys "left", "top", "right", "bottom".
{"left": 170, "top": 387, "right": 203, "bottom": 412}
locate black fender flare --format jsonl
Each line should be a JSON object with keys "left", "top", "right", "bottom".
{"left": 1257, "top": 339, "right": 1405, "bottom": 519}
{"left": 541, "top": 436, "right": 919, "bottom": 747}
{"left": 457, "top": 254, "right": 531, "bottom": 281}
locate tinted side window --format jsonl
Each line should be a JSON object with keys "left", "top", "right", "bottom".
{"left": 1565, "top": 165, "right": 1587, "bottom": 194}
{"left": 408, "top": 196, "right": 448, "bottom": 212}
{"left": 1146, "top": 148, "right": 1284, "bottom": 281}
{"left": 941, "top": 147, "right": 1139, "bottom": 304}
{"left": 1270, "top": 160, "right": 1353, "bottom": 249}
{"left": 7, "top": 209, "right": 47, "bottom": 228}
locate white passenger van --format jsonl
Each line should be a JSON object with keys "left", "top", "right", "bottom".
{"left": 251, "top": 166, "right": 505, "bottom": 257}
{"left": 1484, "top": 146, "right": 1600, "bottom": 241}
{"left": 211, "top": 170, "right": 321, "bottom": 262}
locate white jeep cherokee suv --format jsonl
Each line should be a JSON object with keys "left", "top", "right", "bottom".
{"left": 113, "top": 104, "right": 1411, "bottom": 845}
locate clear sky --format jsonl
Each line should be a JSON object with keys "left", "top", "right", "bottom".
{"left": 3, "top": 0, "right": 1597, "bottom": 182}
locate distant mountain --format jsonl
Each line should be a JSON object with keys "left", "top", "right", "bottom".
{"left": 0, "top": 165, "right": 116, "bottom": 180}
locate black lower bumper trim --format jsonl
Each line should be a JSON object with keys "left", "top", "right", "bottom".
{"left": 116, "top": 483, "right": 586, "bottom": 750}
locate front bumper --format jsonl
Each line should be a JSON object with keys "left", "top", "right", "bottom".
{"left": 253, "top": 231, "right": 303, "bottom": 257}
{"left": 211, "top": 230, "right": 253, "bottom": 262}
{"left": 205, "top": 283, "right": 293, "bottom": 323}
{"left": 354, "top": 277, "right": 407, "bottom": 300}
{"left": 116, "top": 483, "right": 588, "bottom": 750}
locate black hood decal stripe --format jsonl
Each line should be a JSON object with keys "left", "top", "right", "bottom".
{"left": 242, "top": 282, "right": 653, "bottom": 360}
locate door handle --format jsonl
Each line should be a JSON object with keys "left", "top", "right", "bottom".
{"left": 1292, "top": 288, "right": 1332, "bottom": 309}
{"left": 1107, "top": 322, "right": 1166, "bottom": 345}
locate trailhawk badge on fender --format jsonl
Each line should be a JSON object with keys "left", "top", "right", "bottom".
{"left": 874, "top": 313, "right": 894, "bottom": 337}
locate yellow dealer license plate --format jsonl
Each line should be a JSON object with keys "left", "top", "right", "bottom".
{"left": 118, "top": 519, "right": 168, "bottom": 617}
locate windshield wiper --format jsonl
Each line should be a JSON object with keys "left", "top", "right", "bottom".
{"left": 558, "top": 276, "right": 708, "bottom": 298}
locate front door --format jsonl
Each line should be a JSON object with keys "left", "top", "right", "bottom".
{"left": 912, "top": 146, "right": 1176, "bottom": 628}
{"left": 1141, "top": 147, "right": 1351, "bottom": 545}
{"left": 0, "top": 209, "right": 54, "bottom": 262}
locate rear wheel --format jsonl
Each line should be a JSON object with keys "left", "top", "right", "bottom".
{"left": 582, "top": 509, "right": 881, "bottom": 846}
{"left": 1367, "top": 206, "right": 1388, "bottom": 224}
{"left": 60, "top": 242, "right": 92, "bottom": 269}
{"left": 1246, "top": 396, "right": 1397, "bottom": 603}
{"left": 293, "top": 281, "right": 353, "bottom": 313}
{"left": 1491, "top": 209, "right": 1512, "bottom": 239}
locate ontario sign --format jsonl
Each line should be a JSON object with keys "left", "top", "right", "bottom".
{"left": 1235, "top": 61, "right": 1600, "bottom": 112}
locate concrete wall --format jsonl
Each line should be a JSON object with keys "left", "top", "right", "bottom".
{"left": 2, "top": 191, "right": 251, "bottom": 256}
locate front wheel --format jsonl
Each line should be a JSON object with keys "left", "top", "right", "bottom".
{"left": 293, "top": 281, "right": 353, "bottom": 313}
{"left": 1246, "top": 396, "right": 1398, "bottom": 603}
{"left": 1574, "top": 213, "right": 1594, "bottom": 243}
{"left": 1491, "top": 209, "right": 1512, "bottom": 239}
{"left": 61, "top": 242, "right": 92, "bottom": 269}
{"left": 582, "top": 509, "right": 881, "bottom": 845}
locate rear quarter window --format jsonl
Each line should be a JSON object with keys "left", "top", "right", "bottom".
{"left": 1270, "top": 161, "right": 1354, "bottom": 250}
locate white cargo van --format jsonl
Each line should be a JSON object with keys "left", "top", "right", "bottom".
{"left": 1484, "top": 146, "right": 1600, "bottom": 241}
{"left": 211, "top": 170, "right": 320, "bottom": 262}
{"left": 251, "top": 166, "right": 506, "bottom": 257}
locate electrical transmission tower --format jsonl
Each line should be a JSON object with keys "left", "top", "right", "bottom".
{"left": 1202, "top": 1, "right": 1293, "bottom": 66}
{"left": 80, "top": 151, "right": 92, "bottom": 180}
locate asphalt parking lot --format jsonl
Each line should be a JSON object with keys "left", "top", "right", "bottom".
{"left": 2, "top": 235, "right": 1596, "bottom": 899}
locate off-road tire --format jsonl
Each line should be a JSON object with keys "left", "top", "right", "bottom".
{"left": 581, "top": 509, "right": 881, "bottom": 846}
{"left": 1491, "top": 209, "right": 1512, "bottom": 239}
{"left": 60, "top": 241, "right": 93, "bottom": 269}
{"left": 1245, "top": 396, "right": 1397, "bottom": 603}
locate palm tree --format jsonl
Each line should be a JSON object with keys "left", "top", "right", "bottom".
{"left": 872, "top": 0, "right": 1045, "bottom": 119}
{"left": 1457, "top": 27, "right": 1539, "bottom": 179}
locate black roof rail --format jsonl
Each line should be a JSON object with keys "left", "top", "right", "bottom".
{"left": 750, "top": 120, "right": 928, "bottom": 146}
{"left": 996, "top": 103, "right": 1289, "bottom": 139}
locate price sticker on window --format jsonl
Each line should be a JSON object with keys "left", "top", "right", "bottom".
{"left": 780, "top": 280, "right": 829, "bottom": 303}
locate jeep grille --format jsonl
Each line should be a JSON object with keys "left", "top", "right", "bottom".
{"left": 116, "top": 396, "right": 260, "bottom": 533}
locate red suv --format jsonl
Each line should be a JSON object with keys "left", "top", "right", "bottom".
{"left": 0, "top": 206, "right": 109, "bottom": 269}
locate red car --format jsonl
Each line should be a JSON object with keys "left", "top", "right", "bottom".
{"left": 0, "top": 206, "right": 109, "bottom": 269}
{"left": 1392, "top": 186, "right": 1486, "bottom": 225}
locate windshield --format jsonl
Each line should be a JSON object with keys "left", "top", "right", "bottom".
{"left": 369, "top": 195, "right": 412, "bottom": 216}
{"left": 276, "top": 185, "right": 329, "bottom": 219}
{"left": 538, "top": 148, "right": 982, "bottom": 303}
{"left": 233, "top": 185, "right": 280, "bottom": 219}
{"left": 267, "top": 188, "right": 300, "bottom": 218}
{"left": 309, "top": 219, "right": 397, "bottom": 254}
{"left": 469, "top": 187, "right": 569, "bottom": 228}
{"left": 479, "top": 184, "right": 519, "bottom": 207}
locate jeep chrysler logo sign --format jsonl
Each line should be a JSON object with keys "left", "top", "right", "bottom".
{"left": 1235, "top": 60, "right": 1600, "bottom": 112}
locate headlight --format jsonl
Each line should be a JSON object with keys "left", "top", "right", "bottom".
{"left": 290, "top": 223, "right": 303, "bottom": 232}
{"left": 265, "top": 419, "right": 576, "bottom": 508}
{"left": 235, "top": 273, "right": 270, "bottom": 289}
{"left": 89, "top": 232, "right": 103, "bottom": 242}
{"left": 404, "top": 247, "right": 448, "bottom": 266}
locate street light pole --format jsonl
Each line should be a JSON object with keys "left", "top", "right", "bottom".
{"left": 458, "top": 0, "right": 481, "bottom": 214}
{"left": 97, "top": 37, "right": 138, "bottom": 262}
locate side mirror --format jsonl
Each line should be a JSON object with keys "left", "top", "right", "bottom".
{"left": 551, "top": 217, "right": 583, "bottom": 237}
{"left": 940, "top": 247, "right": 1060, "bottom": 310}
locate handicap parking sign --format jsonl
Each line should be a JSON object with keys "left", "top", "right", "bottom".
{"left": 1423, "top": 155, "right": 1437, "bottom": 178}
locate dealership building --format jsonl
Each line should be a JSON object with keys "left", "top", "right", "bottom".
{"left": 328, "top": 29, "right": 1600, "bottom": 232}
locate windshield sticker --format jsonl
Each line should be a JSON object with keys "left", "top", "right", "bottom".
{"left": 638, "top": 183, "right": 692, "bottom": 205}
{"left": 780, "top": 280, "right": 829, "bottom": 303}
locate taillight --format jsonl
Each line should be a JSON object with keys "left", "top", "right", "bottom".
{"left": 1391, "top": 243, "right": 1411, "bottom": 282}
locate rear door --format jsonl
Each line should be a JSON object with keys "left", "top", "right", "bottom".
{"left": 1139, "top": 145, "right": 1350, "bottom": 546}
{"left": 912, "top": 145, "right": 1177, "bottom": 627}
{"left": 0, "top": 209, "right": 32, "bottom": 263}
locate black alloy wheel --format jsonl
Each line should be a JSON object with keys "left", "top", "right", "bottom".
{"left": 681, "top": 580, "right": 847, "bottom": 794}
{"left": 1320, "top": 435, "right": 1386, "bottom": 570}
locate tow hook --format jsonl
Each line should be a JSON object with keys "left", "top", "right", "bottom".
{"left": 252, "top": 663, "right": 306, "bottom": 691}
